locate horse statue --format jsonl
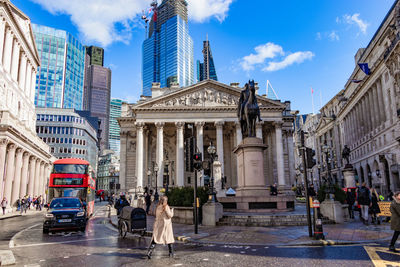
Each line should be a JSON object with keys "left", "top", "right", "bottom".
{"left": 237, "top": 80, "right": 262, "bottom": 138}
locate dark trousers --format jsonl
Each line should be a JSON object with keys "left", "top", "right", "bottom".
{"left": 390, "top": 231, "right": 400, "bottom": 247}
{"left": 2, "top": 207, "right": 5, "bottom": 215}
{"left": 149, "top": 240, "right": 173, "bottom": 252}
{"left": 348, "top": 205, "right": 354, "bottom": 219}
{"left": 146, "top": 204, "right": 151, "bottom": 214}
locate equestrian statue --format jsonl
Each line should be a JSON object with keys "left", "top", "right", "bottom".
{"left": 237, "top": 80, "right": 262, "bottom": 138}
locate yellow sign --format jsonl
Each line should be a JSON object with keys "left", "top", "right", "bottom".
{"left": 377, "top": 201, "right": 391, "bottom": 217}
{"left": 88, "top": 188, "right": 91, "bottom": 194}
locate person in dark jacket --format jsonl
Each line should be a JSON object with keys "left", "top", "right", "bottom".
{"left": 114, "top": 194, "right": 130, "bottom": 216}
{"left": 357, "top": 182, "right": 371, "bottom": 225}
{"left": 145, "top": 191, "right": 152, "bottom": 215}
{"left": 270, "top": 183, "right": 278, "bottom": 196}
{"left": 370, "top": 188, "right": 381, "bottom": 225}
{"left": 346, "top": 189, "right": 356, "bottom": 219}
{"left": 389, "top": 191, "right": 400, "bottom": 252}
{"left": 307, "top": 184, "right": 316, "bottom": 198}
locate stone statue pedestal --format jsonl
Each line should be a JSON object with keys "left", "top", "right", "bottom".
{"left": 218, "top": 137, "right": 295, "bottom": 212}
{"left": 202, "top": 201, "right": 224, "bottom": 226}
{"left": 320, "top": 199, "right": 345, "bottom": 223}
{"left": 342, "top": 165, "right": 356, "bottom": 188}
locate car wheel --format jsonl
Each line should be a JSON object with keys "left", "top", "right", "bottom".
{"left": 43, "top": 228, "right": 49, "bottom": 234}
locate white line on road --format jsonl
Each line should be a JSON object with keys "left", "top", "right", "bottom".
{"left": 172, "top": 264, "right": 183, "bottom": 266}
{"left": 12, "top": 236, "right": 118, "bottom": 248}
{"left": 9, "top": 223, "right": 41, "bottom": 248}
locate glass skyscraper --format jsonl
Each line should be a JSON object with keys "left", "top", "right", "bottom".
{"left": 32, "top": 24, "right": 85, "bottom": 110}
{"left": 142, "top": 0, "right": 194, "bottom": 96}
{"left": 109, "top": 98, "right": 122, "bottom": 153}
{"left": 197, "top": 40, "right": 218, "bottom": 82}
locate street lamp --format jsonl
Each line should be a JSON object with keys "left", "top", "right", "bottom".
{"left": 322, "top": 143, "right": 334, "bottom": 199}
{"left": 207, "top": 142, "right": 217, "bottom": 203}
{"left": 147, "top": 169, "right": 152, "bottom": 191}
{"left": 154, "top": 163, "right": 159, "bottom": 201}
{"left": 164, "top": 158, "right": 170, "bottom": 194}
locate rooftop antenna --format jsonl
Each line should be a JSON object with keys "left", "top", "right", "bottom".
{"left": 266, "top": 80, "right": 279, "bottom": 100}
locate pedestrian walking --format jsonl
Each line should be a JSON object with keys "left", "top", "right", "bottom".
{"left": 20, "top": 197, "right": 27, "bottom": 214}
{"left": 1, "top": 197, "right": 7, "bottom": 215}
{"left": 346, "top": 189, "right": 356, "bottom": 219}
{"left": 147, "top": 196, "right": 175, "bottom": 259}
{"left": 27, "top": 195, "right": 32, "bottom": 209}
{"left": 114, "top": 194, "right": 130, "bottom": 216}
{"left": 389, "top": 191, "right": 400, "bottom": 252}
{"left": 16, "top": 197, "right": 21, "bottom": 211}
{"left": 307, "top": 184, "right": 316, "bottom": 198}
{"left": 270, "top": 183, "right": 278, "bottom": 196}
{"left": 145, "top": 191, "right": 152, "bottom": 215}
{"left": 357, "top": 182, "right": 371, "bottom": 225}
{"left": 370, "top": 188, "right": 381, "bottom": 225}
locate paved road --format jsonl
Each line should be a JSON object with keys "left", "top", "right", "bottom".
{"left": 1, "top": 203, "right": 399, "bottom": 267}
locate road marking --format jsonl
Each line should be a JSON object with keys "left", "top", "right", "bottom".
{"left": 13, "top": 236, "right": 118, "bottom": 248}
{"left": 224, "top": 254, "right": 230, "bottom": 257}
{"left": 9, "top": 223, "right": 41, "bottom": 248}
{"left": 86, "top": 254, "right": 91, "bottom": 256}
{"left": 172, "top": 264, "right": 183, "bottom": 266}
{"left": 251, "top": 249, "right": 257, "bottom": 251}
{"left": 64, "top": 256, "right": 69, "bottom": 259}
{"left": 39, "top": 259, "right": 46, "bottom": 262}
{"left": 240, "top": 251, "right": 245, "bottom": 254}
{"left": 264, "top": 246, "right": 269, "bottom": 249}
{"left": 364, "top": 246, "right": 400, "bottom": 267}
{"left": 202, "top": 258, "right": 209, "bottom": 261}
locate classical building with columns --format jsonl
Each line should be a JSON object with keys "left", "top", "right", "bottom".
{"left": 0, "top": 0, "right": 53, "bottom": 212}
{"left": 311, "top": 0, "right": 400, "bottom": 195}
{"left": 119, "top": 80, "right": 296, "bottom": 194}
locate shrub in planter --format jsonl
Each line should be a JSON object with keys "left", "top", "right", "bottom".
{"left": 317, "top": 184, "right": 346, "bottom": 204}
{"left": 166, "top": 186, "right": 209, "bottom": 207}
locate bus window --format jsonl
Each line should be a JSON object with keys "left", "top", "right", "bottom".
{"left": 53, "top": 164, "right": 88, "bottom": 174}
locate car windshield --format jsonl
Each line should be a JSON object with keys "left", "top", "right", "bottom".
{"left": 50, "top": 198, "right": 82, "bottom": 209}
{"left": 53, "top": 164, "right": 88, "bottom": 174}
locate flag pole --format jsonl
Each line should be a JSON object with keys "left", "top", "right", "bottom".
{"left": 311, "top": 87, "right": 315, "bottom": 115}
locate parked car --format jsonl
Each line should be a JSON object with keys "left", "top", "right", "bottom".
{"left": 43, "top": 197, "right": 87, "bottom": 234}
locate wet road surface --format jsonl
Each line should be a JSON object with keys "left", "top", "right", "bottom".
{"left": 1, "top": 203, "right": 400, "bottom": 267}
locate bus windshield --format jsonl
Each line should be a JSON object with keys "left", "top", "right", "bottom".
{"left": 50, "top": 198, "right": 82, "bottom": 209}
{"left": 53, "top": 164, "right": 88, "bottom": 174}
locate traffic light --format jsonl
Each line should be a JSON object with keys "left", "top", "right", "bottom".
{"left": 193, "top": 153, "right": 202, "bottom": 170}
{"left": 185, "top": 137, "right": 195, "bottom": 172}
{"left": 306, "top": 147, "right": 316, "bottom": 169}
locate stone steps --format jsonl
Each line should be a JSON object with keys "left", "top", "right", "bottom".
{"left": 217, "top": 214, "right": 335, "bottom": 227}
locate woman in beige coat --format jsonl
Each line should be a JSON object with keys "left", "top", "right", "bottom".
{"left": 147, "top": 196, "right": 175, "bottom": 259}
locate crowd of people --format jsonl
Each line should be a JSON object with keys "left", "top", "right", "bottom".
{"left": 1, "top": 195, "right": 46, "bottom": 215}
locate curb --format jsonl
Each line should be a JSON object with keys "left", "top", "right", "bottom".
{"left": 0, "top": 250, "right": 15, "bottom": 266}
{"left": 0, "top": 215, "right": 21, "bottom": 220}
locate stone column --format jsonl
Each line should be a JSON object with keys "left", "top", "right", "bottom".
{"left": 19, "top": 152, "right": 29, "bottom": 197}
{"left": 4, "top": 144, "right": 16, "bottom": 209}
{"left": 33, "top": 159, "right": 41, "bottom": 196}
{"left": 27, "top": 156, "right": 36, "bottom": 196}
{"left": 11, "top": 148, "right": 23, "bottom": 205}
{"left": 215, "top": 121, "right": 225, "bottom": 176}
{"left": 175, "top": 122, "right": 185, "bottom": 187}
{"left": 256, "top": 122, "right": 263, "bottom": 139}
{"left": 39, "top": 162, "right": 45, "bottom": 198}
{"left": 25, "top": 64, "right": 32, "bottom": 97}
{"left": 379, "top": 78, "right": 388, "bottom": 123}
{"left": 235, "top": 122, "right": 242, "bottom": 146}
{"left": 3, "top": 27, "right": 13, "bottom": 73}
{"left": 0, "top": 139, "right": 8, "bottom": 198}
{"left": 377, "top": 81, "right": 385, "bottom": 124}
{"left": 18, "top": 54, "right": 27, "bottom": 89}
{"left": 195, "top": 121, "right": 205, "bottom": 186}
{"left": 274, "top": 122, "right": 285, "bottom": 187}
{"left": 30, "top": 69, "right": 36, "bottom": 103}
{"left": 155, "top": 122, "right": 165, "bottom": 190}
{"left": 119, "top": 132, "right": 127, "bottom": 191}
{"left": 11, "top": 39, "right": 20, "bottom": 81}
{"left": 372, "top": 86, "right": 379, "bottom": 129}
{"left": 287, "top": 130, "right": 295, "bottom": 186}
{"left": 0, "top": 19, "right": 6, "bottom": 65}
{"left": 136, "top": 122, "right": 145, "bottom": 190}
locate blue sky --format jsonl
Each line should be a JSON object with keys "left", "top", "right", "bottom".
{"left": 15, "top": 0, "right": 395, "bottom": 114}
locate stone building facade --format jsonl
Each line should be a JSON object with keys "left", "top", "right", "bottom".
{"left": 313, "top": 0, "right": 400, "bottom": 195}
{"left": 0, "top": 0, "right": 53, "bottom": 211}
{"left": 119, "top": 80, "right": 296, "bottom": 194}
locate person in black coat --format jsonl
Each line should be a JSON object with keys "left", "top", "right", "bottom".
{"left": 370, "top": 188, "right": 381, "bottom": 224}
{"left": 307, "top": 184, "right": 316, "bottom": 198}
{"left": 114, "top": 195, "right": 130, "bottom": 216}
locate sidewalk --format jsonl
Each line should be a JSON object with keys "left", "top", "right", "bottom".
{"left": 108, "top": 207, "right": 393, "bottom": 246}
{"left": 0, "top": 208, "right": 45, "bottom": 220}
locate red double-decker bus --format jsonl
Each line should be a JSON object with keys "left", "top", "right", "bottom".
{"left": 48, "top": 158, "right": 96, "bottom": 216}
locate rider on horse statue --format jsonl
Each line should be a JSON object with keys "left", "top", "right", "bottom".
{"left": 237, "top": 80, "right": 262, "bottom": 138}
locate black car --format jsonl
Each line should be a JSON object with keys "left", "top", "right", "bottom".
{"left": 43, "top": 197, "right": 87, "bottom": 233}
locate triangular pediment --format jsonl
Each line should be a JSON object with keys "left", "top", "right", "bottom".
{"left": 133, "top": 80, "right": 286, "bottom": 110}
{"left": 1, "top": 1, "right": 40, "bottom": 64}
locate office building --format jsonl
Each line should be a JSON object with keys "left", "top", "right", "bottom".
{"left": 32, "top": 24, "right": 85, "bottom": 110}
{"left": 97, "top": 150, "right": 120, "bottom": 192}
{"left": 142, "top": 0, "right": 194, "bottom": 96}
{"left": 83, "top": 46, "right": 112, "bottom": 153}
{"left": 109, "top": 98, "right": 123, "bottom": 153}
{"left": 197, "top": 40, "right": 217, "bottom": 82}
{"left": 86, "top": 46, "right": 104, "bottom": 66}
{"left": 36, "top": 108, "right": 99, "bottom": 171}
{"left": 0, "top": 0, "right": 53, "bottom": 212}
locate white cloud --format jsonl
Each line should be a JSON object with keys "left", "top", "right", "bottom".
{"left": 241, "top": 43, "right": 284, "bottom": 71}
{"left": 187, "top": 0, "right": 233, "bottom": 23}
{"left": 30, "top": 0, "right": 234, "bottom": 47}
{"left": 316, "top": 32, "right": 322, "bottom": 40}
{"left": 263, "top": 51, "right": 314, "bottom": 72}
{"left": 328, "top": 31, "right": 339, "bottom": 41}
{"left": 343, "top": 13, "right": 369, "bottom": 34}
